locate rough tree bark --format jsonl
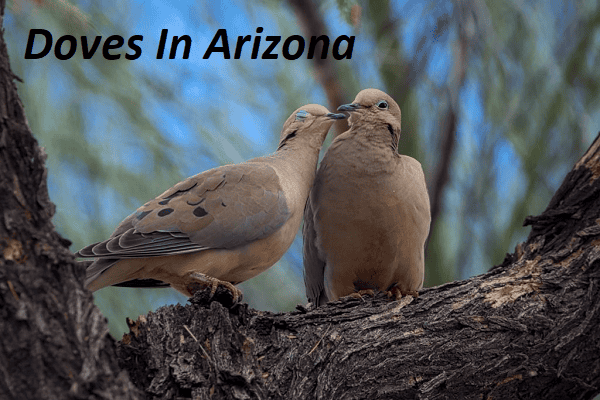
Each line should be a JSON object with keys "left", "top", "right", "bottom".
{"left": 2, "top": 1, "right": 600, "bottom": 399}
{"left": 0, "top": 2, "right": 141, "bottom": 399}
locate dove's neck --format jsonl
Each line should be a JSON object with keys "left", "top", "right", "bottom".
{"left": 271, "top": 138, "right": 323, "bottom": 182}
{"left": 267, "top": 135, "right": 325, "bottom": 211}
{"left": 327, "top": 127, "right": 399, "bottom": 175}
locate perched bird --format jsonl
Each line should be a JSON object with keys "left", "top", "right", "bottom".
{"left": 303, "top": 89, "right": 431, "bottom": 306}
{"left": 77, "top": 105, "right": 346, "bottom": 303}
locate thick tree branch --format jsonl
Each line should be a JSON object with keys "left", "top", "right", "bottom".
{"left": 118, "top": 134, "right": 600, "bottom": 398}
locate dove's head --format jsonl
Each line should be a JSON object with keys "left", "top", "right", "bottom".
{"left": 277, "top": 104, "right": 347, "bottom": 151}
{"left": 337, "top": 89, "right": 402, "bottom": 147}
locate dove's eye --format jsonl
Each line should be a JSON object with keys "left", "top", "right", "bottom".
{"left": 295, "top": 110, "right": 309, "bottom": 121}
{"left": 376, "top": 100, "right": 388, "bottom": 109}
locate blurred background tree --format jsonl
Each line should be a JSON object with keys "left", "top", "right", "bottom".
{"left": 4, "top": 0, "right": 600, "bottom": 337}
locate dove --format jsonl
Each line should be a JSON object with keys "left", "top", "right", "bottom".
{"left": 77, "top": 104, "right": 346, "bottom": 303}
{"left": 303, "top": 89, "right": 431, "bottom": 306}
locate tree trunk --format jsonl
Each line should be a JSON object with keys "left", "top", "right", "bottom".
{"left": 2, "top": 0, "right": 600, "bottom": 398}
{"left": 0, "top": 2, "right": 141, "bottom": 398}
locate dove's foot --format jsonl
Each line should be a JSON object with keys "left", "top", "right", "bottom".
{"left": 186, "top": 272, "right": 243, "bottom": 307}
{"left": 343, "top": 289, "right": 375, "bottom": 302}
{"left": 386, "top": 286, "right": 419, "bottom": 301}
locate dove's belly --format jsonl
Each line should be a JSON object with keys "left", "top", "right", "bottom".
{"left": 103, "top": 209, "right": 303, "bottom": 295}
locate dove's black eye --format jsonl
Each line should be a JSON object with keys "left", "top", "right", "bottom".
{"left": 376, "top": 100, "right": 388, "bottom": 109}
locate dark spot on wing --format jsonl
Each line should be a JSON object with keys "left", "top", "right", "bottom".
{"left": 136, "top": 210, "right": 152, "bottom": 220}
{"left": 158, "top": 208, "right": 174, "bottom": 217}
{"left": 222, "top": 202, "right": 227, "bottom": 207}
{"left": 193, "top": 206, "right": 208, "bottom": 217}
{"left": 158, "top": 199, "right": 170, "bottom": 205}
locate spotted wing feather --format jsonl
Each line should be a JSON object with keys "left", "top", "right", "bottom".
{"left": 78, "top": 162, "right": 290, "bottom": 284}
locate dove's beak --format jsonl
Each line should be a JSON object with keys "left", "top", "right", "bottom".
{"left": 326, "top": 112, "right": 348, "bottom": 120}
{"left": 337, "top": 103, "right": 362, "bottom": 112}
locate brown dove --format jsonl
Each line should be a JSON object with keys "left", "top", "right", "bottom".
{"left": 303, "top": 89, "right": 431, "bottom": 306}
{"left": 77, "top": 105, "right": 346, "bottom": 303}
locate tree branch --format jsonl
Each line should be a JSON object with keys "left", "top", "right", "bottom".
{"left": 118, "top": 134, "right": 600, "bottom": 399}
